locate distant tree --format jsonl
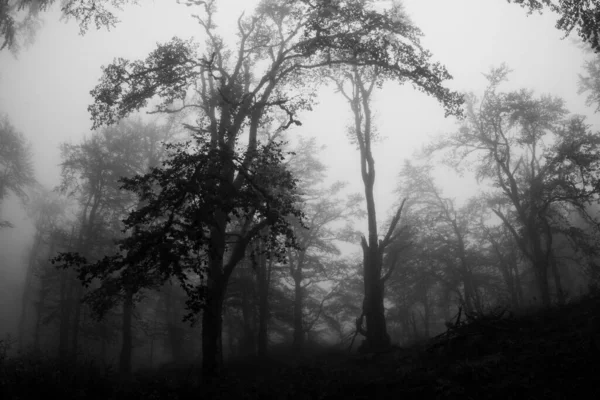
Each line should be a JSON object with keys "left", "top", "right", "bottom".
{"left": 579, "top": 54, "right": 600, "bottom": 112}
{"left": 278, "top": 136, "right": 363, "bottom": 353}
{"left": 434, "top": 65, "right": 600, "bottom": 307}
{"left": 55, "top": 118, "right": 177, "bottom": 373}
{"left": 398, "top": 161, "right": 484, "bottom": 314}
{"left": 476, "top": 211, "right": 526, "bottom": 309}
{"left": 18, "top": 187, "right": 68, "bottom": 351}
{"left": 0, "top": 114, "right": 35, "bottom": 228}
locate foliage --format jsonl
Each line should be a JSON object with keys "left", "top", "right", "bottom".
{"left": 55, "top": 136, "right": 302, "bottom": 320}
{"left": 508, "top": 0, "right": 600, "bottom": 52}
{"left": 0, "top": 0, "right": 47, "bottom": 53}
{"left": 579, "top": 54, "right": 600, "bottom": 112}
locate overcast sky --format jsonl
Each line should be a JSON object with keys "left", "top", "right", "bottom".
{"left": 1, "top": 0, "right": 598, "bottom": 257}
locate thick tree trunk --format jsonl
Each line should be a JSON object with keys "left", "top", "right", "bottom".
{"left": 119, "top": 289, "right": 134, "bottom": 378}
{"left": 362, "top": 242, "right": 390, "bottom": 352}
{"left": 202, "top": 280, "right": 225, "bottom": 376}
{"left": 18, "top": 232, "right": 40, "bottom": 350}
{"left": 164, "top": 285, "right": 186, "bottom": 364}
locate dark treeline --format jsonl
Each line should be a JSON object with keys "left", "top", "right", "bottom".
{"left": 3, "top": 0, "right": 600, "bottom": 389}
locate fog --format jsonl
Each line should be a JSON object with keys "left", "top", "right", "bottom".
{"left": 1, "top": 0, "right": 600, "bottom": 386}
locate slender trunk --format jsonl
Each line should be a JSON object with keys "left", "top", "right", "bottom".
{"left": 58, "top": 270, "right": 73, "bottom": 361}
{"left": 422, "top": 302, "right": 430, "bottom": 338}
{"left": 410, "top": 312, "right": 419, "bottom": 340}
{"left": 257, "top": 249, "right": 269, "bottom": 359}
{"left": 240, "top": 280, "right": 255, "bottom": 356}
{"left": 534, "top": 253, "right": 551, "bottom": 307}
{"left": 149, "top": 316, "right": 157, "bottom": 366}
{"left": 71, "top": 284, "right": 84, "bottom": 362}
{"left": 18, "top": 232, "right": 41, "bottom": 350}
{"left": 100, "top": 327, "right": 107, "bottom": 364}
{"left": 550, "top": 252, "right": 565, "bottom": 304}
{"left": 513, "top": 262, "right": 524, "bottom": 306}
{"left": 293, "top": 275, "right": 304, "bottom": 354}
{"left": 119, "top": 289, "right": 134, "bottom": 378}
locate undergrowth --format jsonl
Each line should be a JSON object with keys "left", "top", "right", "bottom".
{"left": 2, "top": 293, "right": 600, "bottom": 399}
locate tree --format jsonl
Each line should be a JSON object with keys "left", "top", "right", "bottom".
{"left": 324, "top": 1, "right": 461, "bottom": 352}
{"left": 18, "top": 187, "right": 68, "bottom": 351}
{"left": 52, "top": 0, "right": 463, "bottom": 374}
{"left": 435, "top": 64, "right": 600, "bottom": 307}
{"left": 278, "top": 136, "right": 363, "bottom": 353}
{"left": 508, "top": 0, "right": 600, "bottom": 52}
{"left": 579, "top": 52, "right": 600, "bottom": 112}
{"left": 0, "top": 0, "right": 134, "bottom": 53}
{"left": 55, "top": 118, "right": 177, "bottom": 374}
{"left": 0, "top": 0, "right": 47, "bottom": 53}
{"left": 0, "top": 114, "right": 35, "bottom": 228}
{"left": 399, "top": 161, "right": 484, "bottom": 314}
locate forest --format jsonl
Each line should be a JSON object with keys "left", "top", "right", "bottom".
{"left": 2, "top": 0, "right": 600, "bottom": 398}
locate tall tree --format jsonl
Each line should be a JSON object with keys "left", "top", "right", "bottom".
{"left": 55, "top": 0, "right": 462, "bottom": 374}
{"left": 0, "top": 115, "right": 35, "bottom": 228}
{"left": 324, "top": 1, "right": 461, "bottom": 352}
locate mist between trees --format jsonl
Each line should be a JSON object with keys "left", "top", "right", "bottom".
{"left": 2, "top": 0, "right": 600, "bottom": 380}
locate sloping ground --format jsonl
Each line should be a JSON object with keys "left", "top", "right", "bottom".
{"left": 2, "top": 293, "right": 600, "bottom": 399}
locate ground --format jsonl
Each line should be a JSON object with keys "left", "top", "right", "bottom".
{"left": 2, "top": 292, "right": 600, "bottom": 399}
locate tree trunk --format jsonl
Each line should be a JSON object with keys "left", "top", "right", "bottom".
{"left": 293, "top": 275, "right": 304, "bottom": 354}
{"left": 550, "top": 252, "right": 565, "bottom": 304}
{"left": 534, "top": 258, "right": 551, "bottom": 306}
{"left": 164, "top": 285, "right": 186, "bottom": 364}
{"left": 363, "top": 242, "right": 390, "bottom": 351}
{"left": 257, "top": 250, "right": 269, "bottom": 359}
{"left": 240, "top": 281, "right": 256, "bottom": 356}
{"left": 202, "top": 279, "right": 225, "bottom": 376}
{"left": 119, "top": 289, "right": 134, "bottom": 378}
{"left": 512, "top": 262, "right": 524, "bottom": 306}
{"left": 71, "top": 284, "right": 84, "bottom": 362}
{"left": 58, "top": 269, "right": 73, "bottom": 361}
{"left": 18, "top": 231, "right": 42, "bottom": 350}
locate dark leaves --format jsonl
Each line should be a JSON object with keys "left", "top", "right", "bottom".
{"left": 89, "top": 38, "right": 200, "bottom": 129}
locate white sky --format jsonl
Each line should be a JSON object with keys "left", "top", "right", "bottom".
{"left": 1, "top": 0, "right": 599, "bottom": 250}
